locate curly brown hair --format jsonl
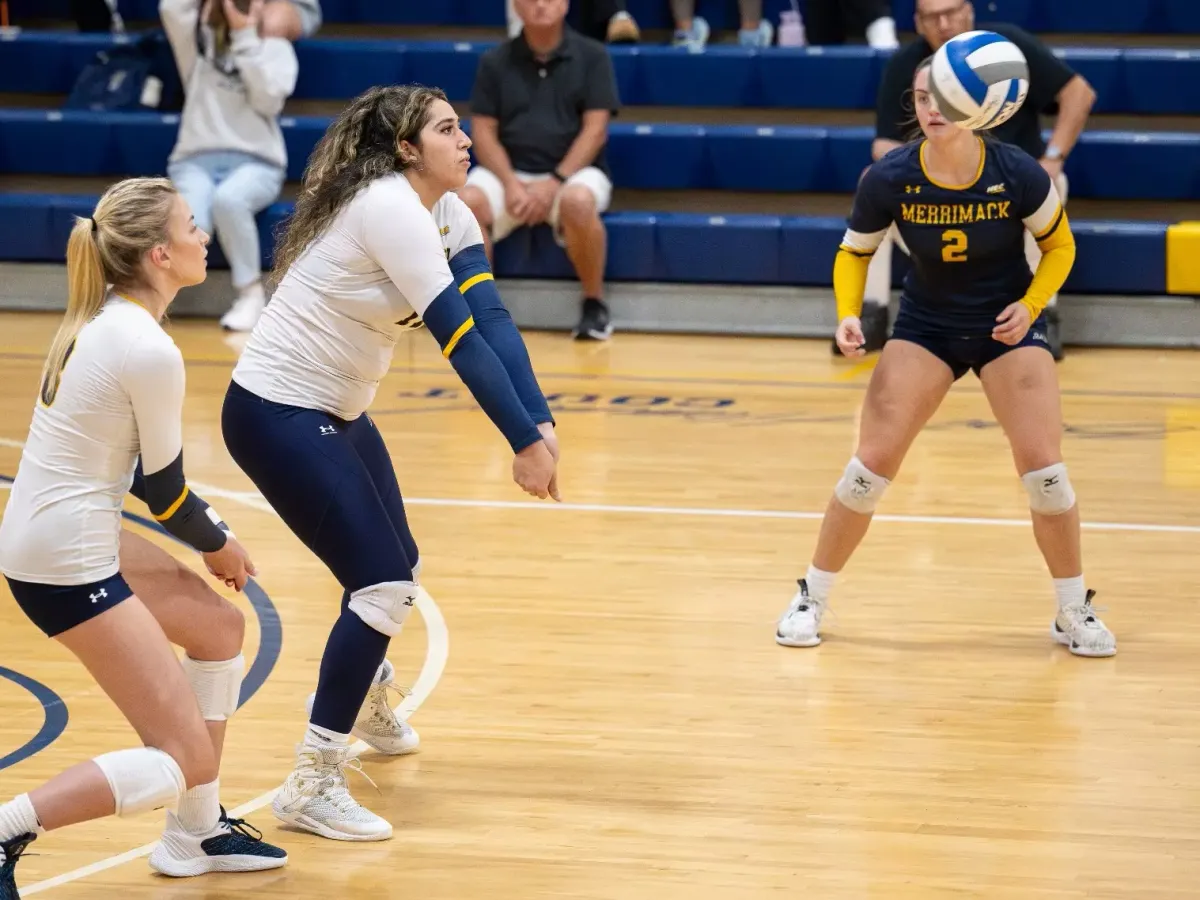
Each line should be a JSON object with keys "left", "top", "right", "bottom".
{"left": 269, "top": 84, "right": 448, "bottom": 288}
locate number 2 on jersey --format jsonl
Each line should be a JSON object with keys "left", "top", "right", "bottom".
{"left": 941, "top": 229, "right": 968, "bottom": 262}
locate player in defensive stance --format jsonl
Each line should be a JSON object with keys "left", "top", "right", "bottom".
{"left": 775, "top": 61, "right": 1115, "bottom": 658}
{"left": 0, "top": 178, "right": 286, "bottom": 898}
{"left": 222, "top": 84, "right": 558, "bottom": 841}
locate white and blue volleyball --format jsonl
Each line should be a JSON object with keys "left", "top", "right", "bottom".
{"left": 929, "top": 30, "right": 1029, "bottom": 131}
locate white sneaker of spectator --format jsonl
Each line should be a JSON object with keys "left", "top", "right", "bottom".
{"left": 220, "top": 283, "right": 266, "bottom": 332}
{"left": 738, "top": 18, "right": 774, "bottom": 47}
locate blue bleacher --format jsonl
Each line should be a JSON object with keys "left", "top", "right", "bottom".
{"left": 8, "top": 0, "right": 1200, "bottom": 33}
{"left": 1, "top": 110, "right": 1195, "bottom": 202}
{"left": 0, "top": 192, "right": 1168, "bottom": 295}
{"left": 6, "top": 32, "right": 1200, "bottom": 115}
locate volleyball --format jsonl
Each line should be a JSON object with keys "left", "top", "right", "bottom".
{"left": 929, "top": 30, "right": 1029, "bottom": 131}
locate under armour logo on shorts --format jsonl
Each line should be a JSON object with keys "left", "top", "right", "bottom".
{"left": 89, "top": 588, "right": 108, "bottom": 603}
{"left": 319, "top": 425, "right": 337, "bottom": 436}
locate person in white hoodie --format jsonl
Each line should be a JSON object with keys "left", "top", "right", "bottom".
{"left": 160, "top": 0, "right": 299, "bottom": 332}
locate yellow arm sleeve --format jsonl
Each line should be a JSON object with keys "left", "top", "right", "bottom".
{"left": 1020, "top": 209, "right": 1076, "bottom": 320}
{"left": 834, "top": 247, "right": 873, "bottom": 321}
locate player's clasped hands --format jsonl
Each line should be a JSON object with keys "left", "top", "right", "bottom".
{"left": 203, "top": 535, "right": 258, "bottom": 592}
{"left": 513, "top": 422, "right": 562, "bottom": 502}
{"left": 835, "top": 316, "right": 867, "bottom": 358}
{"left": 992, "top": 301, "right": 1032, "bottom": 345}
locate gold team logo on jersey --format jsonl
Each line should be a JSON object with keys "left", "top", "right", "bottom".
{"left": 905, "top": 184, "right": 922, "bottom": 194}
{"left": 900, "top": 201, "right": 1011, "bottom": 225}
{"left": 439, "top": 225, "right": 451, "bottom": 235}
{"left": 986, "top": 183, "right": 1006, "bottom": 194}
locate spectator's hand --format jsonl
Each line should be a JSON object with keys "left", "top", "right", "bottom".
{"left": 993, "top": 301, "right": 1032, "bottom": 345}
{"left": 835, "top": 316, "right": 866, "bottom": 358}
{"left": 505, "top": 179, "right": 532, "bottom": 221}
{"left": 1039, "top": 156, "right": 1064, "bottom": 181}
{"left": 521, "top": 178, "right": 559, "bottom": 225}
{"left": 224, "top": 0, "right": 264, "bottom": 32}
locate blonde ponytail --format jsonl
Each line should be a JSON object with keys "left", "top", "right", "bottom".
{"left": 39, "top": 177, "right": 177, "bottom": 406}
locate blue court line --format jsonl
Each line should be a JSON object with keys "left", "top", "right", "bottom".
{"left": 0, "top": 666, "right": 68, "bottom": 772}
{"left": 0, "top": 474, "right": 282, "bottom": 769}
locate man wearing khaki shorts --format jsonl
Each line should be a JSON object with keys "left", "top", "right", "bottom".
{"left": 459, "top": 0, "right": 620, "bottom": 340}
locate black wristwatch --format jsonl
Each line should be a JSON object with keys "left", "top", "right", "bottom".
{"left": 550, "top": 169, "right": 566, "bottom": 183}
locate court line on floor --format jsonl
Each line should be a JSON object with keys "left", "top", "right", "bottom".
{"left": 186, "top": 481, "right": 1200, "bottom": 536}
{"left": 0, "top": 455, "right": 449, "bottom": 896}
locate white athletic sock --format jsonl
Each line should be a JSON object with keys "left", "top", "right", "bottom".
{"left": 805, "top": 565, "right": 837, "bottom": 602}
{"left": 0, "top": 795, "right": 44, "bottom": 842}
{"left": 374, "top": 659, "right": 394, "bottom": 686}
{"left": 865, "top": 16, "right": 899, "bottom": 49}
{"left": 176, "top": 779, "right": 220, "bottom": 836}
{"left": 304, "top": 723, "right": 351, "bottom": 751}
{"left": 1055, "top": 576, "right": 1087, "bottom": 610}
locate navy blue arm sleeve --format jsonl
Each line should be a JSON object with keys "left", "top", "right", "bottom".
{"left": 449, "top": 245, "right": 554, "bottom": 426}
{"left": 422, "top": 282, "right": 544, "bottom": 453}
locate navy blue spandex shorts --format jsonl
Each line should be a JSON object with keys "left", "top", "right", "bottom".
{"left": 220, "top": 380, "right": 418, "bottom": 595}
{"left": 6, "top": 571, "right": 133, "bottom": 637}
{"left": 890, "top": 306, "right": 1052, "bottom": 381}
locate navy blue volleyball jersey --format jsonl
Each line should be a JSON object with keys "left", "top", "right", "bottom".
{"left": 842, "top": 139, "right": 1064, "bottom": 334}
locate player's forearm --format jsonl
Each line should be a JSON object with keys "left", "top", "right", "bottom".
{"left": 833, "top": 248, "right": 871, "bottom": 321}
{"left": 450, "top": 246, "right": 553, "bottom": 425}
{"left": 1046, "top": 76, "right": 1096, "bottom": 159}
{"left": 1021, "top": 215, "right": 1076, "bottom": 319}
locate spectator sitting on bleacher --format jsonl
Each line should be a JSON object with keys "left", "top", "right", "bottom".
{"left": 856, "top": 0, "right": 1096, "bottom": 360}
{"left": 508, "top": 0, "right": 639, "bottom": 43}
{"left": 671, "top": 0, "right": 773, "bottom": 49}
{"left": 160, "top": 0, "right": 298, "bottom": 332}
{"left": 461, "top": 0, "right": 620, "bottom": 341}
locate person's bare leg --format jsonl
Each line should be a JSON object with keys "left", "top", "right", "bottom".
{"left": 776, "top": 340, "right": 954, "bottom": 647}
{"left": 979, "top": 347, "right": 1114, "bottom": 656}
{"left": 260, "top": 0, "right": 303, "bottom": 40}
{"left": 120, "top": 530, "right": 245, "bottom": 765}
{"left": 26, "top": 599, "right": 216, "bottom": 831}
{"left": 557, "top": 185, "right": 606, "bottom": 300}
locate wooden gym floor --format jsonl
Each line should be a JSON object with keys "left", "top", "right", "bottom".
{"left": 1, "top": 310, "right": 1199, "bottom": 899}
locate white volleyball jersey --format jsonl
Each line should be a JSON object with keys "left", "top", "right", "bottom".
{"left": 0, "top": 297, "right": 187, "bottom": 585}
{"left": 232, "top": 175, "right": 484, "bottom": 420}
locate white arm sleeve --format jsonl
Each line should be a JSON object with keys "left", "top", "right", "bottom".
{"left": 230, "top": 29, "right": 299, "bottom": 118}
{"left": 360, "top": 187, "right": 456, "bottom": 317}
{"left": 158, "top": 0, "right": 200, "bottom": 85}
{"left": 121, "top": 335, "right": 186, "bottom": 475}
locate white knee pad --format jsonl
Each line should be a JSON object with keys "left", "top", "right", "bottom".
{"left": 1022, "top": 463, "right": 1076, "bottom": 515}
{"left": 93, "top": 747, "right": 185, "bottom": 817}
{"left": 181, "top": 653, "right": 244, "bottom": 722}
{"left": 348, "top": 581, "right": 417, "bottom": 637}
{"left": 834, "top": 456, "right": 891, "bottom": 514}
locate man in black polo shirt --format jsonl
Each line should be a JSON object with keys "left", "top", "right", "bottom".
{"left": 856, "top": 0, "right": 1096, "bottom": 360}
{"left": 460, "top": 0, "right": 620, "bottom": 341}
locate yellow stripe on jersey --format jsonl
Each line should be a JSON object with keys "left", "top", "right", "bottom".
{"left": 458, "top": 272, "right": 494, "bottom": 294}
{"left": 442, "top": 315, "right": 475, "bottom": 358}
{"left": 1166, "top": 222, "right": 1200, "bottom": 295}
{"left": 834, "top": 248, "right": 871, "bottom": 321}
{"left": 155, "top": 485, "right": 191, "bottom": 522}
{"left": 1019, "top": 210, "right": 1076, "bottom": 321}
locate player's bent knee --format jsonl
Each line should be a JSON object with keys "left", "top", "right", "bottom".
{"left": 1021, "top": 462, "right": 1075, "bottom": 515}
{"left": 348, "top": 580, "right": 417, "bottom": 637}
{"left": 834, "top": 456, "right": 891, "bottom": 514}
{"left": 93, "top": 747, "right": 186, "bottom": 817}
{"left": 181, "top": 653, "right": 245, "bottom": 722}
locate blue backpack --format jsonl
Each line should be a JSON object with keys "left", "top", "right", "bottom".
{"left": 64, "top": 30, "right": 183, "bottom": 112}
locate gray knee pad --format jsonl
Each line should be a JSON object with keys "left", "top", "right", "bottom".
{"left": 93, "top": 747, "right": 185, "bottom": 817}
{"left": 834, "top": 456, "right": 891, "bottom": 514}
{"left": 1022, "top": 462, "right": 1076, "bottom": 515}
{"left": 348, "top": 580, "right": 417, "bottom": 637}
